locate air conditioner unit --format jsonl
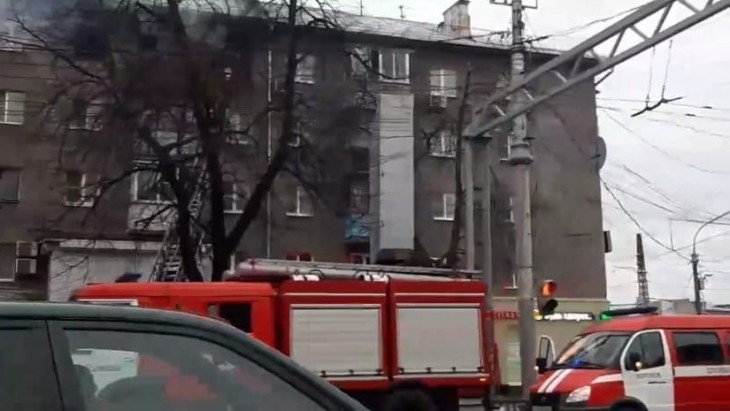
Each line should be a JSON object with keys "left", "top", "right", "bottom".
{"left": 430, "top": 94, "right": 447, "bottom": 108}
{"left": 15, "top": 258, "right": 37, "bottom": 275}
{"left": 16, "top": 241, "right": 38, "bottom": 258}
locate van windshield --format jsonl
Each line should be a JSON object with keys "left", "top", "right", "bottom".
{"left": 553, "top": 332, "right": 630, "bottom": 369}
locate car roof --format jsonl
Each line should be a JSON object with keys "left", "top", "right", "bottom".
{"left": 583, "top": 314, "right": 730, "bottom": 333}
{"left": 0, "top": 302, "right": 367, "bottom": 410}
{"left": 0, "top": 301, "right": 224, "bottom": 326}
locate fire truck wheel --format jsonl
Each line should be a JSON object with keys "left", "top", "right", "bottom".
{"left": 382, "top": 389, "right": 438, "bottom": 411}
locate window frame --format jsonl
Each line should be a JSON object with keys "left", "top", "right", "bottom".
{"left": 286, "top": 186, "right": 314, "bottom": 218}
{"left": 430, "top": 68, "right": 457, "bottom": 98}
{"left": 430, "top": 129, "right": 456, "bottom": 158}
{"left": 131, "top": 166, "right": 173, "bottom": 204}
{"left": 64, "top": 170, "right": 99, "bottom": 207}
{"left": 378, "top": 49, "right": 410, "bottom": 84}
{"left": 47, "top": 320, "right": 345, "bottom": 411}
{"left": 0, "top": 90, "right": 25, "bottom": 125}
{"left": 68, "top": 98, "right": 102, "bottom": 131}
{"left": 0, "top": 168, "right": 21, "bottom": 203}
{"left": 295, "top": 53, "right": 316, "bottom": 84}
{"left": 223, "top": 180, "right": 247, "bottom": 214}
{"left": 433, "top": 193, "right": 456, "bottom": 221}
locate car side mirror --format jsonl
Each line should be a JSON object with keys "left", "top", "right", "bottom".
{"left": 535, "top": 357, "right": 548, "bottom": 374}
{"left": 627, "top": 352, "right": 642, "bottom": 371}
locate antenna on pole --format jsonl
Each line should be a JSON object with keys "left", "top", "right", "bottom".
{"left": 360, "top": 0, "right": 364, "bottom": 16}
{"left": 399, "top": 5, "right": 405, "bottom": 19}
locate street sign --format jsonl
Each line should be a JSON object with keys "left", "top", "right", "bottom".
{"left": 489, "top": 0, "right": 538, "bottom": 9}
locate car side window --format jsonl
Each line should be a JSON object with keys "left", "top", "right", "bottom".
{"left": 0, "top": 324, "right": 62, "bottom": 411}
{"left": 60, "top": 329, "right": 327, "bottom": 411}
{"left": 674, "top": 332, "right": 724, "bottom": 365}
{"left": 624, "top": 331, "right": 666, "bottom": 370}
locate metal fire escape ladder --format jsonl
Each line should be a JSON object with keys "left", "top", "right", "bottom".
{"left": 150, "top": 158, "right": 208, "bottom": 282}
{"left": 465, "top": 0, "right": 730, "bottom": 138}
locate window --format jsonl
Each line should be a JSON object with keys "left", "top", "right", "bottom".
{"left": 223, "top": 181, "right": 247, "bottom": 213}
{"left": 349, "top": 180, "right": 369, "bottom": 214}
{"left": 0, "top": 91, "right": 25, "bottom": 125}
{"left": 295, "top": 54, "right": 316, "bottom": 84}
{"left": 69, "top": 98, "right": 102, "bottom": 130}
{"left": 350, "top": 47, "right": 370, "bottom": 76}
{"left": 0, "top": 325, "right": 62, "bottom": 410}
{"left": 624, "top": 331, "right": 666, "bottom": 370}
{"left": 673, "top": 332, "right": 723, "bottom": 365}
{"left": 553, "top": 332, "right": 629, "bottom": 369}
{"left": 379, "top": 49, "right": 410, "bottom": 83}
{"left": 133, "top": 169, "right": 172, "bottom": 203}
{"left": 430, "top": 69, "right": 457, "bottom": 98}
{"left": 430, "top": 130, "right": 456, "bottom": 157}
{"left": 64, "top": 171, "right": 99, "bottom": 207}
{"left": 286, "top": 252, "right": 313, "bottom": 261}
{"left": 0, "top": 168, "right": 20, "bottom": 202}
{"left": 226, "top": 112, "right": 249, "bottom": 145}
{"left": 287, "top": 186, "right": 314, "bottom": 217}
{"left": 61, "top": 329, "right": 328, "bottom": 411}
{"left": 215, "top": 303, "right": 253, "bottom": 333}
{"left": 433, "top": 193, "right": 456, "bottom": 221}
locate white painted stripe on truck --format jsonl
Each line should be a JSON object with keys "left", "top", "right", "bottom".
{"left": 537, "top": 369, "right": 564, "bottom": 393}
{"left": 545, "top": 369, "right": 572, "bottom": 393}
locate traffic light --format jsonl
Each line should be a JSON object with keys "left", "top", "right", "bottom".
{"left": 537, "top": 280, "right": 558, "bottom": 316}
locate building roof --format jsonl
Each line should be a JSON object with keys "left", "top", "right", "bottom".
{"left": 169, "top": 0, "right": 568, "bottom": 56}
{"left": 266, "top": 4, "right": 566, "bottom": 56}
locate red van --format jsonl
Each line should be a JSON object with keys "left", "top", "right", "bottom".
{"left": 530, "top": 307, "right": 730, "bottom": 411}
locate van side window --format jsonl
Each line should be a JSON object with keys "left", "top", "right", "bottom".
{"left": 624, "top": 331, "right": 665, "bottom": 370}
{"left": 217, "top": 303, "right": 253, "bottom": 333}
{"left": 673, "top": 332, "right": 723, "bottom": 365}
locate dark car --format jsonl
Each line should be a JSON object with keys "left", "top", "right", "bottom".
{"left": 0, "top": 301, "right": 369, "bottom": 411}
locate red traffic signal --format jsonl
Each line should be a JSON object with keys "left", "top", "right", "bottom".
{"left": 540, "top": 280, "right": 557, "bottom": 297}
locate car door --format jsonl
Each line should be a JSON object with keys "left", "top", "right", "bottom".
{"left": 0, "top": 320, "right": 63, "bottom": 411}
{"left": 621, "top": 329, "right": 675, "bottom": 411}
{"left": 47, "top": 319, "right": 363, "bottom": 411}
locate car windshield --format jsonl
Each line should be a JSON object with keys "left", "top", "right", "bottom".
{"left": 553, "top": 332, "right": 630, "bottom": 369}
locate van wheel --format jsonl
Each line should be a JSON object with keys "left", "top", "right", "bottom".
{"left": 611, "top": 403, "right": 643, "bottom": 411}
{"left": 382, "top": 389, "right": 438, "bottom": 411}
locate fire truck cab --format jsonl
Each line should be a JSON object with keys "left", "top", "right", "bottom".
{"left": 72, "top": 261, "right": 498, "bottom": 411}
{"left": 530, "top": 306, "right": 730, "bottom": 411}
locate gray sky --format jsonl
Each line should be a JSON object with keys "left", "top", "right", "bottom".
{"left": 336, "top": 0, "right": 730, "bottom": 305}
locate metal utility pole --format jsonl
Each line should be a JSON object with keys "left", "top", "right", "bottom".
{"left": 635, "top": 233, "right": 650, "bottom": 307}
{"left": 690, "top": 209, "right": 730, "bottom": 314}
{"left": 691, "top": 253, "right": 702, "bottom": 314}
{"left": 479, "top": 143, "right": 494, "bottom": 408}
{"left": 508, "top": 0, "right": 536, "bottom": 398}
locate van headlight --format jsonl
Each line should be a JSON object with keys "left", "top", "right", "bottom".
{"left": 566, "top": 386, "right": 591, "bottom": 403}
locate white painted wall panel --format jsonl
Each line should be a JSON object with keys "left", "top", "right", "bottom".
{"left": 291, "top": 307, "right": 382, "bottom": 376}
{"left": 397, "top": 306, "right": 482, "bottom": 373}
{"left": 377, "top": 93, "right": 414, "bottom": 250}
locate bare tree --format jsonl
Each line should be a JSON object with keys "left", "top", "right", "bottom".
{"left": 11, "top": 0, "right": 369, "bottom": 281}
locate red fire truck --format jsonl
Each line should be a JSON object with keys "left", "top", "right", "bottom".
{"left": 71, "top": 259, "right": 500, "bottom": 411}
